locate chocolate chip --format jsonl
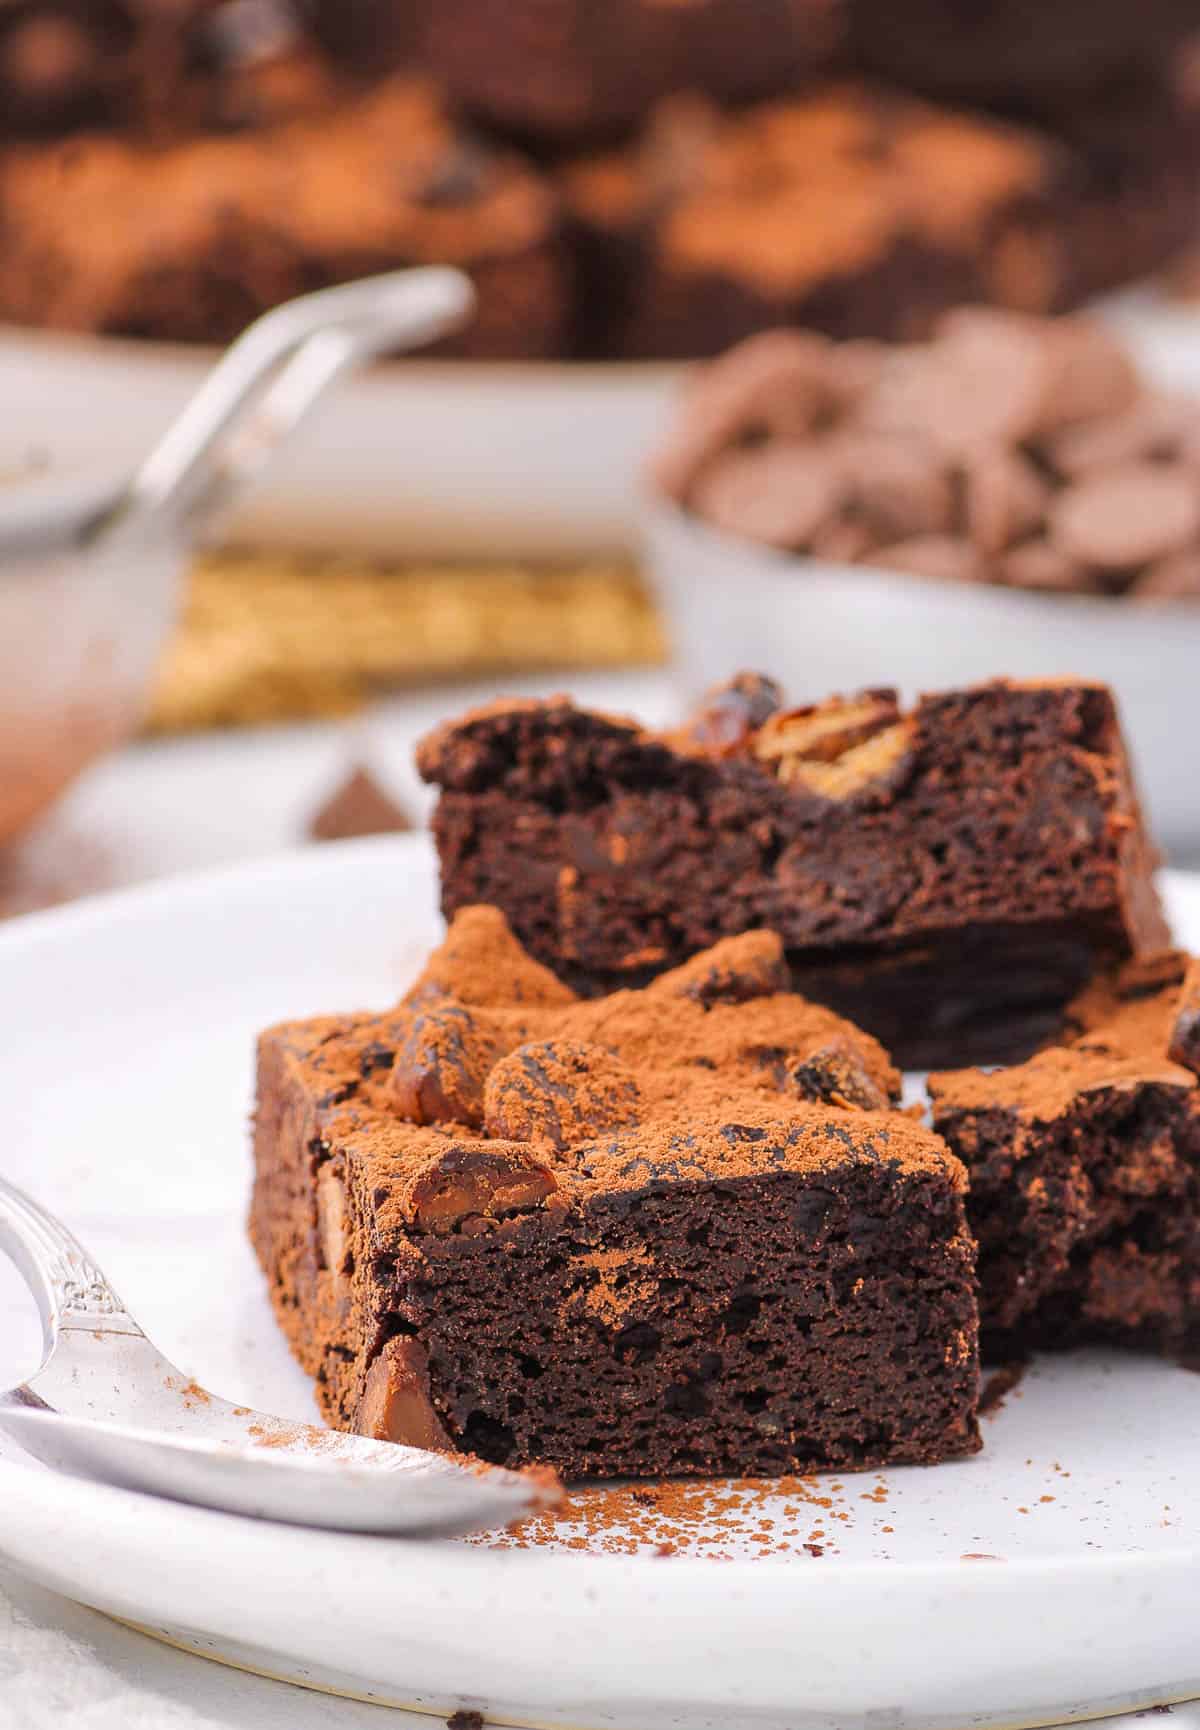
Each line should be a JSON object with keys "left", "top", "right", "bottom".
{"left": 686, "top": 672, "right": 783, "bottom": 750}
{"left": 691, "top": 443, "right": 845, "bottom": 549}
{"left": 1167, "top": 959, "right": 1200, "bottom": 1077}
{"left": 1131, "top": 551, "right": 1200, "bottom": 601}
{"left": 870, "top": 535, "right": 983, "bottom": 585}
{"left": 1043, "top": 393, "right": 1191, "bottom": 478}
{"left": 999, "top": 539, "right": 1090, "bottom": 593}
{"left": 652, "top": 930, "right": 789, "bottom": 1007}
{"left": 790, "top": 1041, "right": 890, "bottom": 1111}
{"left": 390, "top": 1005, "right": 500, "bottom": 1128}
{"left": 405, "top": 1141, "right": 558, "bottom": 1233}
{"left": 651, "top": 328, "right": 838, "bottom": 502}
{"left": 355, "top": 1336, "right": 452, "bottom": 1449}
{"left": 484, "top": 1041, "right": 641, "bottom": 1150}
{"left": 963, "top": 446, "right": 1049, "bottom": 556}
{"left": 1050, "top": 464, "right": 1200, "bottom": 570}
{"left": 841, "top": 433, "right": 955, "bottom": 543}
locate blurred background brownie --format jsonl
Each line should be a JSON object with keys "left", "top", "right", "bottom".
{"left": 300, "top": 0, "right": 429, "bottom": 75}
{"left": 0, "top": 0, "right": 334, "bottom": 137}
{"left": 563, "top": 86, "right": 1077, "bottom": 358}
{"left": 847, "top": 0, "right": 1197, "bottom": 109}
{"left": 425, "top": 0, "right": 845, "bottom": 144}
{"left": 0, "top": 76, "right": 567, "bottom": 353}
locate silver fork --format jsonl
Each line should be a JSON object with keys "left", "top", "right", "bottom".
{"left": 0, "top": 1176, "right": 557, "bottom": 1535}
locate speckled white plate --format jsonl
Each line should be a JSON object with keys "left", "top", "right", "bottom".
{"left": 1, "top": 836, "right": 1199, "bottom": 1730}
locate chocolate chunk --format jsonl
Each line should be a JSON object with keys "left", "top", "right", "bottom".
{"left": 685, "top": 672, "right": 783, "bottom": 751}
{"left": 390, "top": 1005, "right": 501, "bottom": 1128}
{"left": 1167, "top": 959, "right": 1200, "bottom": 1078}
{"left": 691, "top": 443, "right": 845, "bottom": 549}
{"left": 870, "top": 535, "right": 984, "bottom": 585}
{"left": 316, "top": 1166, "right": 348, "bottom": 1276}
{"left": 963, "top": 447, "right": 1049, "bottom": 556}
{"left": 998, "top": 538, "right": 1090, "bottom": 593}
{"left": 841, "top": 433, "right": 955, "bottom": 543}
{"left": 1050, "top": 464, "right": 1200, "bottom": 570}
{"left": 790, "top": 1040, "right": 891, "bottom": 1111}
{"left": 309, "top": 764, "right": 414, "bottom": 843}
{"left": 651, "top": 931, "right": 789, "bottom": 1006}
{"left": 484, "top": 1041, "right": 642, "bottom": 1149}
{"left": 355, "top": 1336, "right": 453, "bottom": 1449}
{"left": 1045, "top": 394, "right": 1192, "bottom": 478}
{"left": 405, "top": 1141, "right": 558, "bottom": 1231}
{"left": 1132, "top": 552, "right": 1200, "bottom": 601}
{"left": 651, "top": 327, "right": 838, "bottom": 501}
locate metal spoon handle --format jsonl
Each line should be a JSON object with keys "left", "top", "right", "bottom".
{"left": 0, "top": 1175, "right": 139, "bottom": 1358}
{"left": 99, "top": 267, "right": 474, "bottom": 549}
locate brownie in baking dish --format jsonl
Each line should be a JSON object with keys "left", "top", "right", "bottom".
{"left": 250, "top": 908, "right": 981, "bottom": 1477}
{"left": 0, "top": 76, "right": 567, "bottom": 356}
{"left": 930, "top": 951, "right": 1200, "bottom": 1359}
{"left": 425, "top": 0, "right": 843, "bottom": 144}
{"left": 418, "top": 678, "right": 1170, "bottom": 1068}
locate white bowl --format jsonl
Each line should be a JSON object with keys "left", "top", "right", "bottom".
{"left": 644, "top": 497, "right": 1200, "bottom": 861}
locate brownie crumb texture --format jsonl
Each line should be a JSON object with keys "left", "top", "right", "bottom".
{"left": 249, "top": 907, "right": 981, "bottom": 1478}
{"left": 931, "top": 950, "right": 1200, "bottom": 1358}
{"left": 418, "top": 676, "right": 1168, "bottom": 1067}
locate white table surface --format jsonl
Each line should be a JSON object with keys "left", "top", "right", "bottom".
{"left": 0, "top": 665, "right": 1195, "bottom": 1730}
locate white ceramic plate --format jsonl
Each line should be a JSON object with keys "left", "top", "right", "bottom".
{"left": 1, "top": 838, "right": 1200, "bottom": 1730}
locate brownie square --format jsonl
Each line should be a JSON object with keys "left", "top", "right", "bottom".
{"left": 250, "top": 908, "right": 980, "bottom": 1477}
{"left": 0, "top": 76, "right": 567, "bottom": 356}
{"left": 418, "top": 678, "right": 1170, "bottom": 1069}
{"left": 930, "top": 952, "right": 1200, "bottom": 1359}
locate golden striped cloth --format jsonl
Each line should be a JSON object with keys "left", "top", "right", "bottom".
{"left": 147, "top": 549, "right": 667, "bottom": 733}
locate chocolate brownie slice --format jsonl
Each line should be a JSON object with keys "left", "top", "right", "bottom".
{"left": 563, "top": 86, "right": 1074, "bottom": 359}
{"left": 0, "top": 76, "right": 567, "bottom": 355}
{"left": 563, "top": 77, "right": 1200, "bottom": 359}
{"left": 250, "top": 908, "right": 980, "bottom": 1477}
{"left": 930, "top": 952, "right": 1200, "bottom": 1359}
{"left": 418, "top": 679, "right": 1170, "bottom": 1069}
{"left": 425, "top": 0, "right": 843, "bottom": 145}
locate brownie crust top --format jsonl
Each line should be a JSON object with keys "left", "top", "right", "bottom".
{"left": 269, "top": 907, "right": 962, "bottom": 1243}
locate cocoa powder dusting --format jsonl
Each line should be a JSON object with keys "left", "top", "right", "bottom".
{"left": 293, "top": 909, "right": 945, "bottom": 1232}
{"left": 469, "top": 1470, "right": 892, "bottom": 1560}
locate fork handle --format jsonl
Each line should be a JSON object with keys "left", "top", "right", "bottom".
{"left": 0, "top": 1175, "right": 142, "bottom": 1365}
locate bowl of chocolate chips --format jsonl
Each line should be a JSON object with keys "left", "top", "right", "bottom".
{"left": 644, "top": 306, "right": 1200, "bottom": 857}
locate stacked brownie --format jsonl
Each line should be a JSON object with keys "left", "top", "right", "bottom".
{"left": 251, "top": 908, "right": 981, "bottom": 1477}
{"left": 252, "top": 674, "right": 1200, "bottom": 1484}
{"left": 0, "top": 1, "right": 1195, "bottom": 354}
{"left": 417, "top": 677, "right": 1169, "bottom": 1066}
{"left": 652, "top": 309, "right": 1200, "bottom": 598}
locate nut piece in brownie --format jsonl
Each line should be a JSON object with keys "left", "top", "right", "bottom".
{"left": 417, "top": 678, "right": 1170, "bottom": 1069}
{"left": 0, "top": 77, "right": 566, "bottom": 356}
{"left": 930, "top": 952, "right": 1200, "bottom": 1360}
{"left": 250, "top": 907, "right": 980, "bottom": 1478}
